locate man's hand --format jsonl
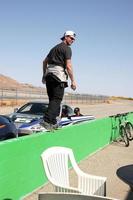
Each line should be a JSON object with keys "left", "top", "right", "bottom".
{"left": 42, "top": 57, "right": 48, "bottom": 84}
{"left": 42, "top": 75, "right": 46, "bottom": 84}
{"left": 66, "top": 60, "right": 76, "bottom": 90}
{"left": 71, "top": 81, "right": 76, "bottom": 90}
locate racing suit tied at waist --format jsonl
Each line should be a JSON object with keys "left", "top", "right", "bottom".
{"left": 45, "top": 65, "right": 68, "bottom": 82}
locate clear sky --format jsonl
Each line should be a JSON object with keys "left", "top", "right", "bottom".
{"left": 0, "top": 0, "right": 133, "bottom": 97}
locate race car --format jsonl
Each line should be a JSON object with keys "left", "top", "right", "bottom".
{"left": 9, "top": 101, "right": 75, "bottom": 128}
{"left": 9, "top": 101, "right": 95, "bottom": 136}
{"left": 18, "top": 114, "right": 95, "bottom": 135}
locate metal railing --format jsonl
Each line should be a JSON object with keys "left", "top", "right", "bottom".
{"left": 0, "top": 88, "right": 109, "bottom": 106}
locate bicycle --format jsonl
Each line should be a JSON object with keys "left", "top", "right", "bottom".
{"left": 110, "top": 113, "right": 129, "bottom": 147}
{"left": 122, "top": 112, "right": 133, "bottom": 141}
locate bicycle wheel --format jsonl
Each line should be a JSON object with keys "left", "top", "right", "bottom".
{"left": 119, "top": 126, "right": 129, "bottom": 147}
{"left": 125, "top": 122, "right": 133, "bottom": 141}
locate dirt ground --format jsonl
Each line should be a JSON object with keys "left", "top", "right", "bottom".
{"left": 77, "top": 99, "right": 133, "bottom": 118}
{"left": 1, "top": 99, "right": 133, "bottom": 118}
{"left": 24, "top": 143, "right": 133, "bottom": 200}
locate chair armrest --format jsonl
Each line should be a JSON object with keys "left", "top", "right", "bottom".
{"left": 78, "top": 173, "right": 106, "bottom": 196}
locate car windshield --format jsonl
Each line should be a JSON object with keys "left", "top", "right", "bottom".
{"left": 17, "top": 103, "right": 48, "bottom": 115}
{"left": 61, "top": 105, "right": 74, "bottom": 117}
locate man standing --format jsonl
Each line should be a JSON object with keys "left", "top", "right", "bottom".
{"left": 42, "top": 30, "right": 76, "bottom": 130}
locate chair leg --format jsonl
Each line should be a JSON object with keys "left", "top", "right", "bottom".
{"left": 104, "top": 182, "right": 106, "bottom": 196}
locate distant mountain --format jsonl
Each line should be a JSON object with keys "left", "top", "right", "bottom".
{"left": 0, "top": 74, "right": 44, "bottom": 91}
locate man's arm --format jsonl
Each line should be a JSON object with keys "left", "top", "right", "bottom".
{"left": 42, "top": 57, "right": 48, "bottom": 84}
{"left": 66, "top": 59, "right": 76, "bottom": 90}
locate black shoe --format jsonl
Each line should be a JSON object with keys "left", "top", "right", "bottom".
{"left": 40, "top": 121, "right": 52, "bottom": 131}
{"left": 51, "top": 123, "right": 59, "bottom": 130}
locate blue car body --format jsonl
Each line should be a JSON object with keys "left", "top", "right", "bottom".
{"left": 0, "top": 115, "right": 17, "bottom": 140}
{"left": 18, "top": 115, "right": 95, "bottom": 135}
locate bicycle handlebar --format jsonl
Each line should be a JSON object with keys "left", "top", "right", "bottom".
{"left": 109, "top": 112, "right": 129, "bottom": 118}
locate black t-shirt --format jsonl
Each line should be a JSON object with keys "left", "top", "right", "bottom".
{"left": 47, "top": 42, "right": 72, "bottom": 68}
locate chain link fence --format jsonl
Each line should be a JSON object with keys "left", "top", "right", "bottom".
{"left": 0, "top": 88, "right": 109, "bottom": 106}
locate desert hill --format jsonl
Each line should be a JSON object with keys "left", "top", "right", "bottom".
{"left": 0, "top": 74, "right": 44, "bottom": 91}
{"left": 1, "top": 74, "right": 132, "bottom": 101}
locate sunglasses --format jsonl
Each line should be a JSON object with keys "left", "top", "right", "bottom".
{"left": 69, "top": 36, "right": 75, "bottom": 41}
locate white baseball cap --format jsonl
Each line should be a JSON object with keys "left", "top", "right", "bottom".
{"left": 61, "top": 30, "right": 76, "bottom": 40}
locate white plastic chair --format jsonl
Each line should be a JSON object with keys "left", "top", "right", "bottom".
{"left": 41, "top": 147, "right": 107, "bottom": 196}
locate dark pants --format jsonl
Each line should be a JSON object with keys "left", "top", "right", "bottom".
{"left": 44, "top": 75, "right": 65, "bottom": 125}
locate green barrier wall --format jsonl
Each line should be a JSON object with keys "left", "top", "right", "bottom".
{"left": 0, "top": 113, "right": 133, "bottom": 200}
